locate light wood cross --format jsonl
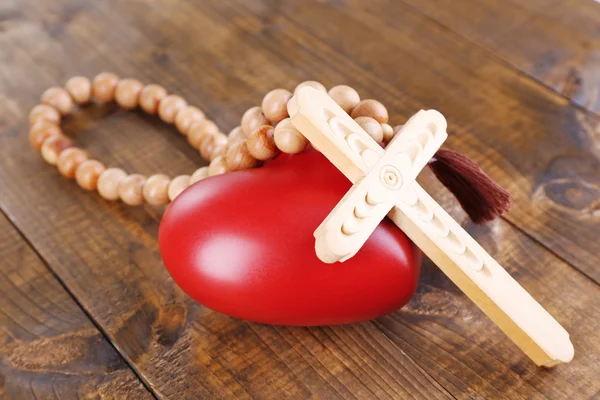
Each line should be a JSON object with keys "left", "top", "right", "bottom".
{"left": 288, "top": 87, "right": 574, "bottom": 367}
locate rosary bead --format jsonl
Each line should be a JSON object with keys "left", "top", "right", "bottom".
{"left": 29, "top": 121, "right": 61, "bottom": 150}
{"left": 208, "top": 156, "right": 229, "bottom": 176}
{"left": 241, "top": 107, "right": 269, "bottom": 136}
{"left": 210, "top": 139, "right": 228, "bottom": 161}
{"left": 225, "top": 139, "right": 260, "bottom": 171}
{"left": 143, "top": 174, "right": 171, "bottom": 206}
{"left": 139, "top": 84, "right": 168, "bottom": 114}
{"left": 41, "top": 87, "right": 73, "bottom": 116}
{"left": 328, "top": 85, "right": 360, "bottom": 114}
{"left": 200, "top": 132, "right": 228, "bottom": 161}
{"left": 246, "top": 125, "right": 279, "bottom": 160}
{"left": 273, "top": 118, "right": 308, "bottom": 154}
{"left": 354, "top": 116, "right": 383, "bottom": 143}
{"left": 175, "top": 106, "right": 205, "bottom": 135}
{"left": 189, "top": 166, "right": 209, "bottom": 184}
{"left": 115, "top": 78, "right": 144, "bottom": 110}
{"left": 188, "top": 119, "right": 219, "bottom": 149}
{"left": 119, "top": 174, "right": 147, "bottom": 206}
{"left": 57, "top": 148, "right": 88, "bottom": 179}
{"left": 262, "top": 88, "right": 292, "bottom": 124}
{"left": 97, "top": 168, "right": 127, "bottom": 201}
{"left": 294, "top": 80, "right": 326, "bottom": 94}
{"left": 75, "top": 160, "right": 105, "bottom": 191}
{"left": 381, "top": 123, "right": 394, "bottom": 143}
{"left": 168, "top": 175, "right": 191, "bottom": 201}
{"left": 92, "top": 72, "right": 120, "bottom": 103}
{"left": 158, "top": 95, "right": 187, "bottom": 124}
{"left": 350, "top": 99, "right": 389, "bottom": 124}
{"left": 65, "top": 76, "right": 92, "bottom": 105}
{"left": 29, "top": 104, "right": 61, "bottom": 127}
{"left": 227, "top": 126, "right": 246, "bottom": 144}
{"left": 41, "top": 135, "right": 73, "bottom": 165}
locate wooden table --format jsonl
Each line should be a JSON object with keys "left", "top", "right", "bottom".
{"left": 1, "top": 0, "right": 599, "bottom": 398}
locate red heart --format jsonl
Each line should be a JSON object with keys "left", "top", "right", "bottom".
{"left": 159, "top": 150, "right": 421, "bottom": 325}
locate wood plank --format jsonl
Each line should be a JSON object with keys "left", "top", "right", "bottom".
{"left": 376, "top": 0, "right": 600, "bottom": 114}
{"left": 0, "top": 213, "right": 153, "bottom": 399}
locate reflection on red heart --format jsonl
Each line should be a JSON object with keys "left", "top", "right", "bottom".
{"left": 159, "top": 150, "right": 421, "bottom": 325}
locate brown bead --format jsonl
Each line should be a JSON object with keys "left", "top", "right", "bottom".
{"left": 168, "top": 175, "right": 191, "bottom": 201}
{"left": 75, "top": 160, "right": 105, "bottom": 191}
{"left": 200, "top": 132, "right": 228, "bottom": 161}
{"left": 41, "top": 87, "right": 73, "bottom": 116}
{"left": 92, "top": 72, "right": 120, "bottom": 103}
{"left": 41, "top": 135, "right": 73, "bottom": 165}
{"left": 354, "top": 116, "right": 383, "bottom": 143}
{"left": 189, "top": 167, "right": 209, "bottom": 185}
{"left": 118, "top": 174, "right": 146, "bottom": 206}
{"left": 241, "top": 107, "right": 269, "bottom": 136}
{"left": 139, "top": 84, "right": 168, "bottom": 114}
{"left": 29, "top": 104, "right": 61, "bottom": 127}
{"left": 350, "top": 99, "right": 388, "bottom": 124}
{"left": 246, "top": 125, "right": 279, "bottom": 160}
{"left": 225, "top": 139, "right": 260, "bottom": 171}
{"left": 115, "top": 78, "right": 144, "bottom": 110}
{"left": 328, "top": 85, "right": 361, "bottom": 114}
{"left": 262, "top": 88, "right": 292, "bottom": 124}
{"left": 175, "top": 106, "right": 205, "bottom": 135}
{"left": 97, "top": 168, "right": 127, "bottom": 200}
{"left": 188, "top": 119, "right": 219, "bottom": 149}
{"left": 381, "top": 123, "right": 394, "bottom": 143}
{"left": 29, "top": 122, "right": 62, "bottom": 150}
{"left": 273, "top": 118, "right": 308, "bottom": 154}
{"left": 57, "top": 148, "right": 88, "bottom": 179}
{"left": 208, "top": 156, "right": 229, "bottom": 176}
{"left": 227, "top": 126, "right": 246, "bottom": 144}
{"left": 294, "top": 80, "right": 326, "bottom": 94}
{"left": 158, "top": 95, "right": 187, "bottom": 124}
{"left": 143, "top": 174, "right": 171, "bottom": 206}
{"left": 65, "top": 76, "right": 92, "bottom": 104}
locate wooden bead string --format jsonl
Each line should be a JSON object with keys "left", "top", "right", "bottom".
{"left": 29, "top": 73, "right": 395, "bottom": 206}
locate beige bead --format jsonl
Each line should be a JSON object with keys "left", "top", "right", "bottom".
{"left": 273, "top": 118, "right": 308, "bottom": 154}
{"left": 200, "top": 132, "right": 228, "bottom": 161}
{"left": 189, "top": 167, "right": 209, "bottom": 185}
{"left": 354, "top": 116, "right": 383, "bottom": 143}
{"left": 225, "top": 139, "right": 260, "bottom": 171}
{"left": 188, "top": 119, "right": 219, "bottom": 149}
{"left": 57, "top": 148, "right": 88, "bottom": 179}
{"left": 29, "top": 104, "right": 61, "bottom": 127}
{"left": 262, "top": 88, "right": 292, "bottom": 124}
{"left": 139, "top": 84, "right": 168, "bottom": 114}
{"left": 227, "top": 126, "right": 246, "bottom": 144}
{"left": 75, "top": 160, "right": 105, "bottom": 191}
{"left": 175, "top": 106, "right": 205, "bottom": 135}
{"left": 41, "top": 135, "right": 73, "bottom": 165}
{"left": 92, "top": 72, "right": 120, "bottom": 103}
{"left": 97, "top": 168, "right": 127, "bottom": 201}
{"left": 210, "top": 140, "right": 228, "bottom": 161}
{"left": 115, "top": 78, "right": 144, "bottom": 110}
{"left": 41, "top": 87, "right": 73, "bottom": 116}
{"left": 241, "top": 107, "right": 269, "bottom": 136}
{"left": 246, "top": 125, "right": 279, "bottom": 160}
{"left": 143, "top": 174, "right": 171, "bottom": 206}
{"left": 328, "top": 85, "right": 360, "bottom": 114}
{"left": 168, "top": 175, "right": 191, "bottom": 201}
{"left": 158, "top": 95, "right": 187, "bottom": 124}
{"left": 29, "top": 122, "right": 62, "bottom": 150}
{"left": 118, "top": 174, "right": 146, "bottom": 206}
{"left": 294, "top": 81, "right": 326, "bottom": 94}
{"left": 208, "top": 156, "right": 229, "bottom": 176}
{"left": 381, "top": 123, "right": 394, "bottom": 143}
{"left": 65, "top": 76, "right": 92, "bottom": 104}
{"left": 350, "top": 99, "right": 388, "bottom": 124}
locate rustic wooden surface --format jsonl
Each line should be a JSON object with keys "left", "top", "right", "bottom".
{"left": 0, "top": 0, "right": 599, "bottom": 399}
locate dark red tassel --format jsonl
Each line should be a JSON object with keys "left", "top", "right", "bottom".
{"left": 427, "top": 149, "right": 512, "bottom": 224}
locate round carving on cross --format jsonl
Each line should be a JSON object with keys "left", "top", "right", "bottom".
{"left": 380, "top": 165, "right": 403, "bottom": 190}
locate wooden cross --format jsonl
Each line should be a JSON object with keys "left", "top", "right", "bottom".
{"left": 288, "top": 87, "right": 574, "bottom": 367}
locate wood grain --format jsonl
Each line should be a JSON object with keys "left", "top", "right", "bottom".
{"left": 0, "top": 0, "right": 599, "bottom": 398}
{"left": 0, "top": 212, "right": 153, "bottom": 399}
